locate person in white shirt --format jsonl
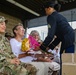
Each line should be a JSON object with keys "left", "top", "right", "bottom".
{"left": 48, "top": 46, "right": 60, "bottom": 64}
{"left": 10, "top": 24, "right": 34, "bottom": 63}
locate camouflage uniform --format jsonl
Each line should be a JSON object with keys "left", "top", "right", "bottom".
{"left": 0, "top": 34, "right": 37, "bottom": 75}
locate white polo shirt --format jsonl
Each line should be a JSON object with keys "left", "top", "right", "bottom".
{"left": 10, "top": 38, "right": 34, "bottom": 63}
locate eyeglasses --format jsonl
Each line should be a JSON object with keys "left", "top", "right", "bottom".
{"left": 16, "top": 27, "right": 25, "bottom": 31}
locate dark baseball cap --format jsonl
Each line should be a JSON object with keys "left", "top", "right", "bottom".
{"left": 44, "top": 1, "right": 61, "bottom": 11}
{"left": 44, "top": 1, "right": 55, "bottom": 8}
{"left": 0, "top": 16, "right": 8, "bottom": 24}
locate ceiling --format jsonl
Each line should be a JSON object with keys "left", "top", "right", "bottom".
{"left": 0, "top": 0, "right": 76, "bottom": 21}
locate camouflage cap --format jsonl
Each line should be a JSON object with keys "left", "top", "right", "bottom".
{"left": 0, "top": 16, "right": 8, "bottom": 24}
{"left": 5, "top": 32, "right": 13, "bottom": 38}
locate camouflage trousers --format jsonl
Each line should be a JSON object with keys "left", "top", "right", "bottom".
{"left": 0, "top": 60, "right": 37, "bottom": 75}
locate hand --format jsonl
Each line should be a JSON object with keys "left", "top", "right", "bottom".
{"left": 46, "top": 47, "right": 50, "bottom": 51}
{"left": 45, "top": 58, "right": 53, "bottom": 62}
{"left": 34, "top": 46, "right": 40, "bottom": 51}
{"left": 10, "top": 58, "right": 20, "bottom": 65}
{"left": 37, "top": 57, "right": 44, "bottom": 61}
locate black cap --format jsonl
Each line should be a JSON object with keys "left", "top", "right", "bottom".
{"left": 44, "top": 1, "right": 55, "bottom": 8}
{"left": 44, "top": 1, "right": 61, "bottom": 11}
{"left": 5, "top": 32, "right": 12, "bottom": 37}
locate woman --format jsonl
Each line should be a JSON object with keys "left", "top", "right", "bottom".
{"left": 29, "top": 30, "right": 60, "bottom": 64}
{"left": 30, "top": 30, "right": 42, "bottom": 44}
{"left": 0, "top": 16, "right": 37, "bottom": 75}
{"left": 29, "top": 30, "right": 42, "bottom": 52}
{"left": 39, "top": 1, "right": 74, "bottom": 75}
{"left": 40, "top": 1, "right": 75, "bottom": 53}
{"left": 10, "top": 24, "right": 34, "bottom": 63}
{"left": 5, "top": 32, "right": 13, "bottom": 40}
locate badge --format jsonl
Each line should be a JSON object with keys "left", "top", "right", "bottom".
{"left": 48, "top": 24, "right": 51, "bottom": 28}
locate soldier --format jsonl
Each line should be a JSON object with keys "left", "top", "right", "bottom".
{"left": 40, "top": 1, "right": 75, "bottom": 54}
{"left": 39, "top": 1, "right": 74, "bottom": 75}
{"left": 5, "top": 32, "right": 13, "bottom": 40}
{"left": 0, "top": 16, "right": 37, "bottom": 75}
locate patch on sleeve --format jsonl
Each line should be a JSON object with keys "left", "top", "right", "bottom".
{"left": 48, "top": 24, "right": 51, "bottom": 28}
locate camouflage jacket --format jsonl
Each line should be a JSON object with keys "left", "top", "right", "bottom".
{"left": 0, "top": 34, "right": 15, "bottom": 59}
{"left": 0, "top": 34, "right": 37, "bottom": 75}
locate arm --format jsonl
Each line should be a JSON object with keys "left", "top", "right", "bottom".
{"left": 18, "top": 53, "right": 27, "bottom": 59}
{"left": 0, "top": 37, "right": 20, "bottom": 65}
{"left": 48, "top": 37, "right": 61, "bottom": 50}
{"left": 18, "top": 52, "right": 32, "bottom": 59}
{"left": 40, "top": 15, "right": 57, "bottom": 51}
{"left": 10, "top": 39, "right": 28, "bottom": 58}
{"left": 10, "top": 39, "right": 19, "bottom": 57}
{"left": 33, "top": 53, "right": 54, "bottom": 62}
{"left": 36, "top": 57, "right": 53, "bottom": 62}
